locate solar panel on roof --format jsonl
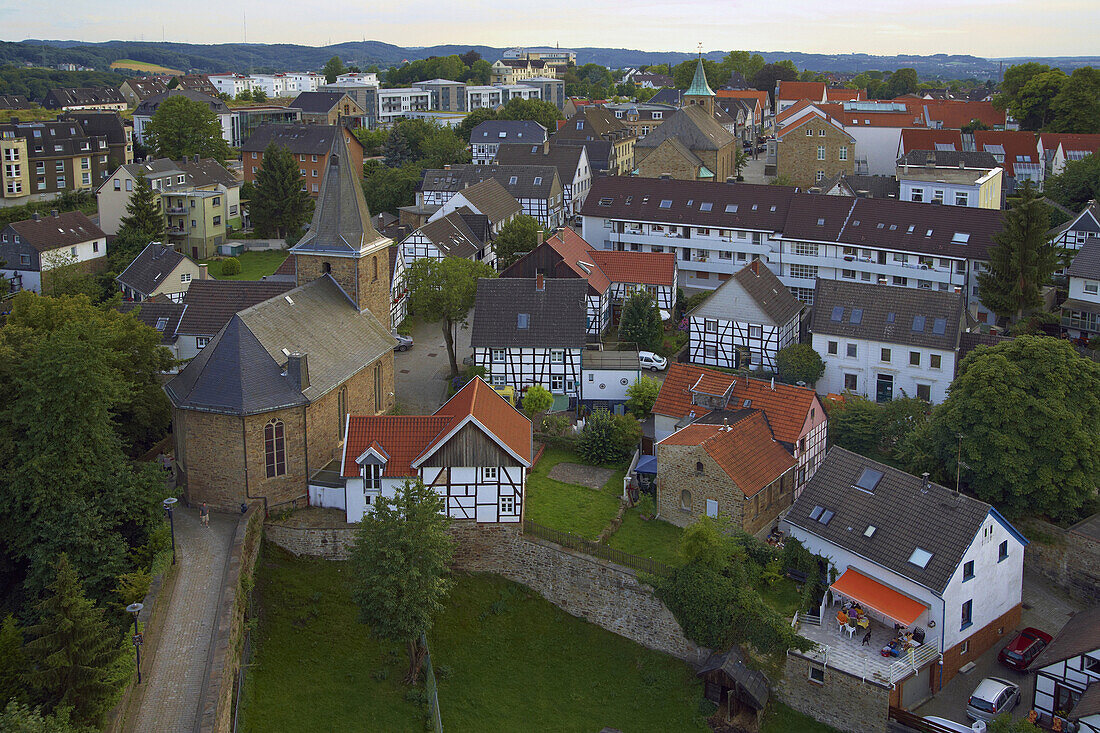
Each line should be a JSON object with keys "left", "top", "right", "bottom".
{"left": 850, "top": 308, "right": 863, "bottom": 324}
{"left": 932, "top": 318, "right": 946, "bottom": 335}
{"left": 831, "top": 306, "right": 844, "bottom": 321}
{"left": 912, "top": 315, "right": 925, "bottom": 332}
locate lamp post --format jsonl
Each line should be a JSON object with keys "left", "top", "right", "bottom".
{"left": 127, "top": 602, "right": 144, "bottom": 684}
{"left": 163, "top": 497, "right": 178, "bottom": 565}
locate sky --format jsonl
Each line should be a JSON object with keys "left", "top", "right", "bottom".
{"left": 2, "top": 0, "right": 1099, "bottom": 58}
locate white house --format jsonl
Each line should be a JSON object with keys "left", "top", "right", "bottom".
{"left": 335, "top": 377, "right": 532, "bottom": 523}
{"left": 688, "top": 260, "right": 805, "bottom": 371}
{"left": 207, "top": 74, "right": 254, "bottom": 97}
{"left": 132, "top": 90, "right": 233, "bottom": 146}
{"left": 400, "top": 210, "right": 493, "bottom": 268}
{"left": 1050, "top": 200, "right": 1100, "bottom": 254}
{"left": 389, "top": 244, "right": 407, "bottom": 330}
{"left": 782, "top": 448, "right": 1027, "bottom": 699}
{"left": 581, "top": 350, "right": 642, "bottom": 410}
{"left": 116, "top": 242, "right": 205, "bottom": 302}
{"left": 1029, "top": 606, "right": 1100, "bottom": 732}
{"left": 494, "top": 141, "right": 592, "bottom": 216}
{"left": 896, "top": 149, "right": 1003, "bottom": 210}
{"left": 465, "top": 85, "right": 504, "bottom": 111}
{"left": 1061, "top": 237, "right": 1100, "bottom": 341}
{"left": 811, "top": 279, "right": 964, "bottom": 404}
{"left": 424, "top": 177, "right": 522, "bottom": 239}
{"left": 471, "top": 276, "right": 587, "bottom": 401}
{"left": 0, "top": 210, "right": 106, "bottom": 293}
{"left": 468, "top": 120, "right": 548, "bottom": 164}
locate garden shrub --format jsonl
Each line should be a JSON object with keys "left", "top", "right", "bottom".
{"left": 220, "top": 256, "right": 241, "bottom": 275}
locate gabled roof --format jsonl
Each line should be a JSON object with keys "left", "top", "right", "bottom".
{"left": 555, "top": 107, "right": 634, "bottom": 141}
{"left": 116, "top": 243, "right": 191, "bottom": 296}
{"left": 635, "top": 104, "right": 736, "bottom": 152}
{"left": 117, "top": 299, "right": 186, "bottom": 344}
{"left": 134, "top": 89, "right": 229, "bottom": 117}
{"left": 826, "top": 88, "right": 862, "bottom": 102}
{"left": 812, "top": 279, "right": 964, "bottom": 351}
{"left": 921, "top": 100, "right": 1005, "bottom": 130}
{"left": 973, "top": 130, "right": 1040, "bottom": 177}
{"left": 344, "top": 415, "right": 451, "bottom": 476}
{"left": 899, "top": 128, "right": 963, "bottom": 154}
{"left": 897, "top": 149, "right": 999, "bottom": 170}
{"left": 647, "top": 88, "right": 684, "bottom": 107}
{"left": 777, "top": 113, "right": 853, "bottom": 142}
{"left": 1039, "top": 132, "right": 1100, "bottom": 156}
{"left": 415, "top": 376, "right": 532, "bottom": 468}
{"left": 470, "top": 278, "right": 587, "bottom": 348}
{"left": 420, "top": 164, "right": 560, "bottom": 202}
{"left": 469, "top": 120, "right": 548, "bottom": 144}
{"left": 6, "top": 210, "right": 104, "bottom": 252}
{"left": 451, "top": 178, "right": 523, "bottom": 225}
{"left": 1028, "top": 605, "right": 1100, "bottom": 670}
{"left": 589, "top": 249, "right": 677, "bottom": 287}
{"left": 715, "top": 89, "right": 769, "bottom": 109}
{"left": 289, "top": 91, "right": 351, "bottom": 114}
{"left": 778, "top": 81, "right": 826, "bottom": 102}
{"left": 816, "top": 173, "right": 900, "bottom": 200}
{"left": 114, "top": 157, "right": 239, "bottom": 190}
{"left": 242, "top": 124, "right": 350, "bottom": 155}
{"left": 411, "top": 212, "right": 484, "bottom": 258}
{"left": 43, "top": 87, "right": 126, "bottom": 107}
{"left": 1068, "top": 237, "right": 1100, "bottom": 281}
{"left": 785, "top": 447, "right": 1005, "bottom": 594}
{"left": 543, "top": 228, "right": 611, "bottom": 292}
{"left": 689, "top": 260, "right": 804, "bottom": 327}
{"left": 697, "top": 648, "right": 769, "bottom": 710}
{"left": 177, "top": 279, "right": 294, "bottom": 336}
{"left": 658, "top": 411, "right": 795, "bottom": 497}
{"left": 494, "top": 142, "right": 585, "bottom": 184}
{"left": 57, "top": 111, "right": 128, "bottom": 146}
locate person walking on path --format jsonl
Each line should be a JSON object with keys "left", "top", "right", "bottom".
{"left": 199, "top": 502, "right": 209, "bottom": 528}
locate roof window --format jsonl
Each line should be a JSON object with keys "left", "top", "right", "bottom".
{"left": 598, "top": 197, "right": 613, "bottom": 206}
{"left": 725, "top": 204, "right": 738, "bottom": 213}
{"left": 951, "top": 232, "right": 970, "bottom": 244}
{"left": 809, "top": 505, "right": 824, "bottom": 521}
{"left": 830, "top": 306, "right": 844, "bottom": 321}
{"left": 908, "top": 548, "right": 933, "bottom": 568}
{"left": 850, "top": 308, "right": 863, "bottom": 324}
{"left": 817, "top": 218, "right": 825, "bottom": 226}
{"left": 912, "top": 315, "right": 926, "bottom": 332}
{"left": 853, "top": 467, "right": 884, "bottom": 493}
{"left": 659, "top": 199, "right": 672, "bottom": 209}
{"left": 932, "top": 318, "right": 947, "bottom": 335}
{"left": 700, "top": 202, "right": 712, "bottom": 212}
{"left": 517, "top": 313, "right": 529, "bottom": 329}
{"left": 864, "top": 525, "right": 876, "bottom": 538}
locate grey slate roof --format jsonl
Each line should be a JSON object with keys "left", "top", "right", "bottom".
{"left": 1028, "top": 604, "right": 1100, "bottom": 670}
{"left": 134, "top": 89, "right": 230, "bottom": 117}
{"left": 420, "top": 164, "right": 560, "bottom": 203}
{"left": 648, "top": 88, "right": 683, "bottom": 107}
{"left": 816, "top": 173, "right": 900, "bottom": 200}
{"left": 471, "top": 278, "right": 588, "bottom": 348}
{"left": 494, "top": 143, "right": 584, "bottom": 184}
{"left": 811, "top": 279, "right": 964, "bottom": 351}
{"left": 290, "top": 91, "right": 350, "bottom": 114}
{"left": 0, "top": 95, "right": 31, "bottom": 109}
{"left": 7, "top": 210, "right": 104, "bottom": 252}
{"left": 554, "top": 138, "right": 611, "bottom": 172}
{"left": 897, "top": 149, "right": 1000, "bottom": 170}
{"left": 413, "top": 212, "right": 484, "bottom": 258}
{"left": 177, "top": 279, "right": 294, "bottom": 336}
{"left": 689, "top": 262, "right": 804, "bottom": 326}
{"left": 452, "top": 179, "right": 522, "bottom": 225}
{"left": 469, "top": 120, "right": 548, "bottom": 145}
{"left": 292, "top": 133, "right": 385, "bottom": 255}
{"left": 116, "top": 243, "right": 191, "bottom": 296}
{"left": 43, "top": 87, "right": 126, "bottom": 108}
{"left": 117, "top": 299, "right": 187, "bottom": 344}
{"left": 241, "top": 123, "right": 347, "bottom": 155}
{"left": 58, "top": 111, "right": 128, "bottom": 146}
{"left": 116, "top": 157, "right": 240, "bottom": 190}
{"left": 1067, "top": 237, "right": 1100, "bottom": 281}
{"left": 785, "top": 447, "right": 996, "bottom": 594}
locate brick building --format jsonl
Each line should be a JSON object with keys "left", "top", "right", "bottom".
{"left": 241, "top": 124, "right": 364, "bottom": 196}
{"left": 776, "top": 114, "right": 856, "bottom": 188}
{"left": 165, "top": 134, "right": 396, "bottom": 510}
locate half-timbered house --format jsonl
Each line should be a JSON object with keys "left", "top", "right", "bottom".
{"left": 389, "top": 243, "right": 407, "bottom": 329}
{"left": 422, "top": 177, "right": 522, "bottom": 240}
{"left": 339, "top": 377, "right": 532, "bottom": 523}
{"left": 418, "top": 164, "right": 564, "bottom": 229}
{"left": 471, "top": 276, "right": 588, "bottom": 402}
{"left": 688, "top": 260, "right": 805, "bottom": 371}
{"left": 1029, "top": 606, "right": 1100, "bottom": 732}
{"left": 400, "top": 210, "right": 493, "bottom": 268}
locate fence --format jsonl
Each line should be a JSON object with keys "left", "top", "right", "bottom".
{"left": 421, "top": 634, "right": 443, "bottom": 733}
{"left": 888, "top": 706, "right": 968, "bottom": 733}
{"left": 522, "top": 519, "right": 672, "bottom": 577}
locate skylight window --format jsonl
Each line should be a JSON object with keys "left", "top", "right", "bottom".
{"left": 912, "top": 316, "right": 926, "bottom": 332}
{"left": 877, "top": 223, "right": 885, "bottom": 229}
{"left": 751, "top": 204, "right": 758, "bottom": 211}
{"left": 725, "top": 204, "right": 739, "bottom": 213}
{"left": 952, "top": 232, "right": 970, "bottom": 244}
{"left": 809, "top": 506, "right": 824, "bottom": 521}
{"left": 864, "top": 525, "right": 876, "bottom": 538}
{"left": 598, "top": 197, "right": 613, "bottom": 206}
{"left": 659, "top": 199, "right": 673, "bottom": 208}
{"left": 155, "top": 317, "right": 168, "bottom": 331}
{"left": 830, "top": 306, "right": 844, "bottom": 321}
{"left": 850, "top": 308, "right": 863, "bottom": 324}
{"left": 853, "top": 467, "right": 884, "bottom": 493}
{"left": 908, "top": 548, "right": 933, "bottom": 568}
{"left": 886, "top": 312, "right": 895, "bottom": 323}
{"left": 770, "top": 205, "right": 776, "bottom": 212}
{"left": 925, "top": 229, "right": 933, "bottom": 237}
{"left": 817, "top": 218, "right": 825, "bottom": 226}
{"left": 700, "top": 202, "right": 713, "bottom": 212}
{"left": 932, "top": 318, "right": 947, "bottom": 335}
{"left": 509, "top": 176, "right": 518, "bottom": 185}
{"left": 819, "top": 510, "right": 835, "bottom": 525}
{"left": 852, "top": 220, "right": 860, "bottom": 226}
{"left": 907, "top": 225, "right": 915, "bottom": 234}
{"left": 517, "top": 313, "right": 529, "bottom": 329}
{"left": 533, "top": 176, "right": 542, "bottom": 186}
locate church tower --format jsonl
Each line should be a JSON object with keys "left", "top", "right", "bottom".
{"left": 683, "top": 56, "right": 716, "bottom": 116}
{"left": 289, "top": 132, "right": 391, "bottom": 325}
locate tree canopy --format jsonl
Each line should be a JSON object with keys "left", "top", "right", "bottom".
{"left": 249, "top": 142, "right": 314, "bottom": 239}
{"left": 405, "top": 257, "right": 496, "bottom": 377}
{"left": 775, "top": 344, "right": 825, "bottom": 386}
{"left": 143, "top": 94, "right": 231, "bottom": 165}
{"left": 493, "top": 214, "right": 541, "bottom": 270}
{"left": 752, "top": 61, "right": 798, "bottom": 93}
{"left": 995, "top": 63, "right": 1100, "bottom": 132}
{"left": 1044, "top": 153, "right": 1100, "bottom": 211}
{"left": 322, "top": 56, "right": 346, "bottom": 84}
{"left": 618, "top": 289, "right": 663, "bottom": 352}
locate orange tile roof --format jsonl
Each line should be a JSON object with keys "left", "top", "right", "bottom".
{"left": 921, "top": 100, "right": 1006, "bottom": 130}
{"left": 423, "top": 376, "right": 532, "bottom": 466}
{"left": 776, "top": 99, "right": 817, "bottom": 126}
{"left": 973, "top": 130, "right": 1040, "bottom": 176}
{"left": 545, "top": 229, "right": 610, "bottom": 292}
{"left": 899, "top": 128, "right": 962, "bottom": 154}
{"left": 589, "top": 250, "right": 677, "bottom": 287}
{"left": 653, "top": 363, "right": 727, "bottom": 418}
{"left": 658, "top": 412, "right": 795, "bottom": 497}
{"left": 778, "top": 81, "right": 827, "bottom": 102}
{"left": 777, "top": 113, "right": 852, "bottom": 141}
{"left": 1040, "top": 132, "right": 1100, "bottom": 154}
{"left": 826, "top": 88, "right": 863, "bottom": 102}
{"left": 690, "top": 370, "right": 737, "bottom": 396}
{"left": 716, "top": 89, "right": 770, "bottom": 107}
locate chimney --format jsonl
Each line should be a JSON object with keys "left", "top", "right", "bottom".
{"left": 198, "top": 263, "right": 209, "bottom": 280}
{"left": 50, "top": 209, "right": 59, "bottom": 218}
{"left": 723, "top": 418, "right": 730, "bottom": 431}
{"left": 535, "top": 273, "right": 545, "bottom": 291}
{"left": 537, "top": 229, "right": 544, "bottom": 246}
{"left": 921, "top": 472, "right": 931, "bottom": 493}
{"left": 749, "top": 259, "right": 760, "bottom": 275}
{"left": 193, "top": 154, "right": 200, "bottom": 163}
{"left": 32, "top": 212, "right": 40, "bottom": 221}
{"left": 286, "top": 352, "right": 310, "bottom": 391}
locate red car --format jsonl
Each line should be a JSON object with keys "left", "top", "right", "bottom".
{"left": 998, "top": 627, "right": 1054, "bottom": 670}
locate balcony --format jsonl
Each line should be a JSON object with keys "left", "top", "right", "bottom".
{"left": 166, "top": 226, "right": 186, "bottom": 237}
{"left": 165, "top": 205, "right": 187, "bottom": 215}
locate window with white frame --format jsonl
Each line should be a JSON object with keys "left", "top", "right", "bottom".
{"left": 550, "top": 349, "right": 564, "bottom": 363}
{"left": 794, "top": 242, "right": 818, "bottom": 256}
{"left": 550, "top": 374, "right": 564, "bottom": 392}
{"left": 500, "top": 495, "right": 515, "bottom": 514}
{"left": 491, "top": 349, "right": 505, "bottom": 363}
{"left": 955, "top": 191, "right": 969, "bottom": 206}
{"left": 181, "top": 273, "right": 192, "bottom": 283}
{"left": 817, "top": 146, "right": 826, "bottom": 160}
{"left": 789, "top": 264, "right": 818, "bottom": 279}
{"left": 483, "top": 466, "right": 498, "bottom": 480}
{"left": 839, "top": 146, "right": 848, "bottom": 161}
{"left": 705, "top": 319, "right": 718, "bottom": 333}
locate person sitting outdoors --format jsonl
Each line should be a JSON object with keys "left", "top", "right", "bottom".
{"left": 837, "top": 609, "right": 850, "bottom": 625}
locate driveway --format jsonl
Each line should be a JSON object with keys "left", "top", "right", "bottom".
{"left": 740, "top": 154, "right": 771, "bottom": 185}
{"left": 911, "top": 570, "right": 1084, "bottom": 724}
{"left": 394, "top": 313, "right": 473, "bottom": 414}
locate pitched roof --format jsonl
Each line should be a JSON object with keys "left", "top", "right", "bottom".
{"left": 899, "top": 128, "right": 963, "bottom": 154}
{"left": 777, "top": 113, "right": 853, "bottom": 142}
{"left": 44, "top": 87, "right": 126, "bottom": 107}
{"left": 715, "top": 89, "right": 769, "bottom": 108}
{"left": 658, "top": 412, "right": 795, "bottom": 497}
{"left": 419, "top": 164, "right": 560, "bottom": 202}
{"left": 778, "top": 81, "right": 826, "bottom": 102}
{"left": 291, "top": 133, "right": 385, "bottom": 255}
{"left": 289, "top": 91, "right": 351, "bottom": 114}
{"left": 1068, "top": 237, "right": 1100, "bottom": 281}
{"left": 1040, "top": 132, "right": 1100, "bottom": 156}
{"left": 816, "top": 173, "right": 900, "bottom": 200}
{"left": 957, "top": 330, "right": 1012, "bottom": 364}
{"left": 412, "top": 212, "right": 484, "bottom": 258}
{"left": 555, "top": 107, "right": 634, "bottom": 141}
{"left": 417, "top": 375, "right": 532, "bottom": 467}
{"left": 469, "top": 120, "right": 548, "bottom": 144}
{"left": 541, "top": 228, "right": 611, "bottom": 292}
{"left": 785, "top": 447, "right": 1001, "bottom": 593}
{"left": 177, "top": 279, "right": 294, "bottom": 336}
{"left": 241, "top": 123, "right": 349, "bottom": 155}
{"left": 697, "top": 648, "right": 769, "bottom": 710}
{"left": 812, "top": 279, "right": 964, "bottom": 351}
{"left": 452, "top": 177, "right": 523, "bottom": 225}
{"left": 897, "top": 149, "right": 1000, "bottom": 170}
{"left": 116, "top": 157, "right": 239, "bottom": 190}
{"left": 134, "top": 89, "right": 229, "bottom": 117}
{"left": 689, "top": 260, "right": 804, "bottom": 326}
{"left": 589, "top": 249, "right": 677, "bottom": 287}
{"left": 7, "top": 210, "right": 104, "bottom": 252}
{"left": 826, "top": 88, "right": 862, "bottom": 102}
{"left": 921, "top": 100, "right": 1005, "bottom": 130}
{"left": 57, "top": 111, "right": 128, "bottom": 146}
{"left": 685, "top": 59, "right": 715, "bottom": 97}
{"left": 973, "top": 130, "right": 1040, "bottom": 177}
{"left": 648, "top": 88, "right": 684, "bottom": 107}
{"left": 634, "top": 104, "right": 736, "bottom": 152}
{"left": 470, "top": 278, "right": 588, "bottom": 348}
{"left": 116, "top": 243, "right": 191, "bottom": 296}
{"left": 117, "top": 299, "right": 186, "bottom": 344}
{"left": 494, "top": 142, "right": 585, "bottom": 184}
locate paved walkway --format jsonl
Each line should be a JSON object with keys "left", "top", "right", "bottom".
{"left": 128, "top": 507, "right": 237, "bottom": 733}
{"left": 395, "top": 313, "right": 473, "bottom": 415}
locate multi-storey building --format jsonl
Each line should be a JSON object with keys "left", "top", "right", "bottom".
{"left": 41, "top": 87, "right": 127, "bottom": 112}
{"left": 290, "top": 91, "right": 367, "bottom": 127}
{"left": 418, "top": 163, "right": 564, "bottom": 230}
{"left": 207, "top": 73, "right": 254, "bottom": 98}
{"left": 580, "top": 176, "right": 1005, "bottom": 323}
{"left": 495, "top": 141, "right": 591, "bottom": 216}
{"left": 133, "top": 89, "right": 233, "bottom": 145}
{"left": 469, "top": 120, "right": 548, "bottom": 164}
{"left": 58, "top": 112, "right": 133, "bottom": 170}
{"left": 119, "top": 77, "right": 169, "bottom": 106}
{"left": 523, "top": 77, "right": 566, "bottom": 110}
{"left": 896, "top": 150, "right": 1003, "bottom": 209}
{"left": 465, "top": 85, "right": 504, "bottom": 112}
{"left": 412, "top": 79, "right": 467, "bottom": 112}
{"left": 356, "top": 87, "right": 432, "bottom": 127}
{"left": 554, "top": 107, "right": 636, "bottom": 176}
{"left": 775, "top": 113, "right": 856, "bottom": 188}
{"left": 1061, "top": 237, "right": 1100, "bottom": 342}
{"left": 604, "top": 102, "right": 677, "bottom": 139}
{"left": 171, "top": 75, "right": 220, "bottom": 97}
{"left": 0, "top": 119, "right": 115, "bottom": 203}
{"left": 241, "top": 124, "right": 363, "bottom": 197}
{"left": 229, "top": 105, "right": 303, "bottom": 148}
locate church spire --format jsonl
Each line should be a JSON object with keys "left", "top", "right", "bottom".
{"left": 685, "top": 53, "right": 715, "bottom": 98}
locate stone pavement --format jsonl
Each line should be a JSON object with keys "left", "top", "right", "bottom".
{"left": 395, "top": 313, "right": 473, "bottom": 415}
{"left": 128, "top": 507, "right": 237, "bottom": 733}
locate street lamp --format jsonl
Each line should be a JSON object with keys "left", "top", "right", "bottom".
{"left": 127, "top": 602, "right": 144, "bottom": 684}
{"left": 163, "top": 497, "right": 178, "bottom": 565}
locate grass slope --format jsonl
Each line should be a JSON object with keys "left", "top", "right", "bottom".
{"left": 604, "top": 507, "right": 684, "bottom": 566}
{"left": 524, "top": 447, "right": 625, "bottom": 539}
{"left": 761, "top": 701, "right": 841, "bottom": 733}
{"left": 242, "top": 546, "right": 709, "bottom": 732}
{"left": 110, "top": 59, "right": 183, "bottom": 75}
{"left": 200, "top": 250, "right": 287, "bottom": 280}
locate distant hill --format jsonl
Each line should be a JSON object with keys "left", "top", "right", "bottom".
{"left": 5, "top": 39, "right": 1098, "bottom": 80}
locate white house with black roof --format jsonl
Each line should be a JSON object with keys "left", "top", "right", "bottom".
{"left": 811, "top": 279, "right": 965, "bottom": 404}
{"left": 1051, "top": 200, "right": 1100, "bottom": 253}
{"left": 400, "top": 210, "right": 493, "bottom": 267}
{"left": 0, "top": 210, "right": 106, "bottom": 294}
{"left": 469, "top": 120, "right": 548, "bottom": 164}
{"left": 781, "top": 447, "right": 1027, "bottom": 711}
{"left": 117, "top": 243, "right": 205, "bottom": 302}
{"left": 117, "top": 299, "right": 187, "bottom": 363}
{"left": 419, "top": 164, "right": 564, "bottom": 230}
{"left": 1028, "top": 605, "right": 1100, "bottom": 732}
{"left": 688, "top": 260, "right": 805, "bottom": 371}
{"left": 1062, "top": 237, "right": 1100, "bottom": 341}
{"left": 471, "top": 276, "right": 588, "bottom": 402}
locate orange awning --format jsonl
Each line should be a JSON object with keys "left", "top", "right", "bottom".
{"left": 830, "top": 568, "right": 927, "bottom": 627}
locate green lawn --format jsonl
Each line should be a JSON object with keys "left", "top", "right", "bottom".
{"left": 604, "top": 508, "right": 684, "bottom": 566}
{"left": 242, "top": 545, "right": 710, "bottom": 732}
{"left": 524, "top": 447, "right": 626, "bottom": 539}
{"left": 759, "top": 577, "right": 804, "bottom": 618}
{"left": 761, "top": 701, "right": 841, "bottom": 733}
{"left": 200, "top": 250, "right": 288, "bottom": 280}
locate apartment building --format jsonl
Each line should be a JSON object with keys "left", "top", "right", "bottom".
{"left": 775, "top": 114, "right": 856, "bottom": 188}
{"left": 207, "top": 74, "right": 254, "bottom": 97}
{"left": 896, "top": 150, "right": 1003, "bottom": 209}
{"left": 133, "top": 89, "right": 233, "bottom": 145}
{"left": 524, "top": 77, "right": 566, "bottom": 110}
{"left": 119, "top": 77, "right": 169, "bottom": 106}
{"left": 41, "top": 87, "right": 127, "bottom": 112}
{"left": 412, "top": 79, "right": 468, "bottom": 112}
{"left": 229, "top": 105, "right": 303, "bottom": 148}
{"left": 0, "top": 210, "right": 106, "bottom": 293}
{"left": 1, "top": 119, "right": 115, "bottom": 203}
{"left": 241, "top": 124, "right": 363, "bottom": 196}
{"left": 579, "top": 176, "right": 1005, "bottom": 323}
{"left": 470, "top": 120, "right": 548, "bottom": 164}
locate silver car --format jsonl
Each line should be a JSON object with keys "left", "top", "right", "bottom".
{"left": 966, "top": 677, "right": 1020, "bottom": 722}
{"left": 393, "top": 333, "right": 413, "bottom": 352}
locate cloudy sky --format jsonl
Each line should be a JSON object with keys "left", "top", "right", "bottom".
{"left": 2, "top": 0, "right": 1097, "bottom": 57}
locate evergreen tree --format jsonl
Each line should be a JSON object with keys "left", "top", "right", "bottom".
{"left": 249, "top": 143, "right": 314, "bottom": 239}
{"left": 22, "top": 555, "right": 124, "bottom": 727}
{"left": 382, "top": 126, "right": 415, "bottom": 168}
{"left": 111, "top": 175, "right": 164, "bottom": 270}
{"left": 977, "top": 182, "right": 1062, "bottom": 322}
{"left": 618, "top": 289, "right": 664, "bottom": 351}
{"left": 0, "top": 614, "right": 27, "bottom": 706}
{"left": 143, "top": 95, "right": 231, "bottom": 165}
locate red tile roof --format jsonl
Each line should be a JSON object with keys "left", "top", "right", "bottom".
{"left": 690, "top": 370, "right": 737, "bottom": 397}
{"left": 653, "top": 363, "right": 820, "bottom": 445}
{"left": 778, "top": 81, "right": 826, "bottom": 102}
{"left": 658, "top": 412, "right": 795, "bottom": 497}
{"left": 826, "top": 88, "right": 863, "bottom": 102}
{"left": 546, "top": 228, "right": 611, "bottom": 292}
{"left": 921, "top": 100, "right": 1006, "bottom": 130}
{"left": 973, "top": 130, "right": 1040, "bottom": 177}
{"left": 589, "top": 250, "right": 677, "bottom": 287}
{"left": 777, "top": 113, "right": 852, "bottom": 141}
{"left": 715, "top": 89, "right": 770, "bottom": 107}
{"left": 342, "top": 377, "right": 531, "bottom": 477}
{"left": 1040, "top": 132, "right": 1100, "bottom": 155}
{"left": 899, "top": 128, "right": 963, "bottom": 154}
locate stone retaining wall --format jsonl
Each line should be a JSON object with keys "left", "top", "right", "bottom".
{"left": 1019, "top": 515, "right": 1100, "bottom": 606}
{"left": 778, "top": 652, "right": 890, "bottom": 733}
{"left": 264, "top": 521, "right": 355, "bottom": 559}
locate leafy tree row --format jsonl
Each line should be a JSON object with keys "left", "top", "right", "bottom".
{"left": 994, "top": 63, "right": 1100, "bottom": 132}
{"left": 0, "top": 66, "right": 125, "bottom": 100}
{"left": 381, "top": 52, "right": 491, "bottom": 87}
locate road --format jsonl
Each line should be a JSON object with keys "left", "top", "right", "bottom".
{"left": 395, "top": 314, "right": 473, "bottom": 414}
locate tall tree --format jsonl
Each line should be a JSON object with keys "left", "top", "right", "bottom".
{"left": 143, "top": 95, "right": 231, "bottom": 165}
{"left": 1010, "top": 69, "right": 1068, "bottom": 130}
{"left": 249, "top": 143, "right": 314, "bottom": 239}
{"left": 884, "top": 68, "right": 919, "bottom": 98}
{"left": 349, "top": 479, "right": 454, "bottom": 683}
{"left": 1044, "top": 152, "right": 1100, "bottom": 210}
{"left": 361, "top": 160, "right": 422, "bottom": 215}
{"left": 111, "top": 175, "right": 164, "bottom": 271}
{"left": 720, "top": 51, "right": 765, "bottom": 85}
{"left": 925, "top": 335, "right": 1100, "bottom": 521}
{"left": 22, "top": 555, "right": 124, "bottom": 727}
{"left": 493, "top": 214, "right": 540, "bottom": 269}
{"left": 672, "top": 58, "right": 723, "bottom": 90}
{"left": 752, "top": 62, "right": 798, "bottom": 94}
{"left": 617, "top": 289, "right": 663, "bottom": 351}
{"left": 977, "top": 182, "right": 1061, "bottom": 322}
{"left": 405, "top": 257, "right": 496, "bottom": 377}
{"left": 1048, "top": 66, "right": 1100, "bottom": 134}
{"left": 0, "top": 615, "right": 27, "bottom": 706}
{"left": 497, "top": 97, "right": 563, "bottom": 134}
{"left": 322, "top": 56, "right": 346, "bottom": 84}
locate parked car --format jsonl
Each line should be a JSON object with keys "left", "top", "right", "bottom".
{"left": 393, "top": 333, "right": 413, "bottom": 352}
{"left": 638, "top": 351, "right": 667, "bottom": 371}
{"left": 966, "top": 678, "right": 1020, "bottom": 722}
{"left": 998, "top": 627, "right": 1053, "bottom": 671}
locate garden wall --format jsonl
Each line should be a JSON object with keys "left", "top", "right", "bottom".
{"left": 197, "top": 504, "right": 264, "bottom": 733}
{"left": 1018, "top": 514, "right": 1100, "bottom": 606}
{"left": 778, "top": 652, "right": 890, "bottom": 733}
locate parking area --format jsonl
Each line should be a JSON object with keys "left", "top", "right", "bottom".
{"left": 911, "top": 571, "right": 1084, "bottom": 724}
{"left": 394, "top": 313, "right": 473, "bottom": 415}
